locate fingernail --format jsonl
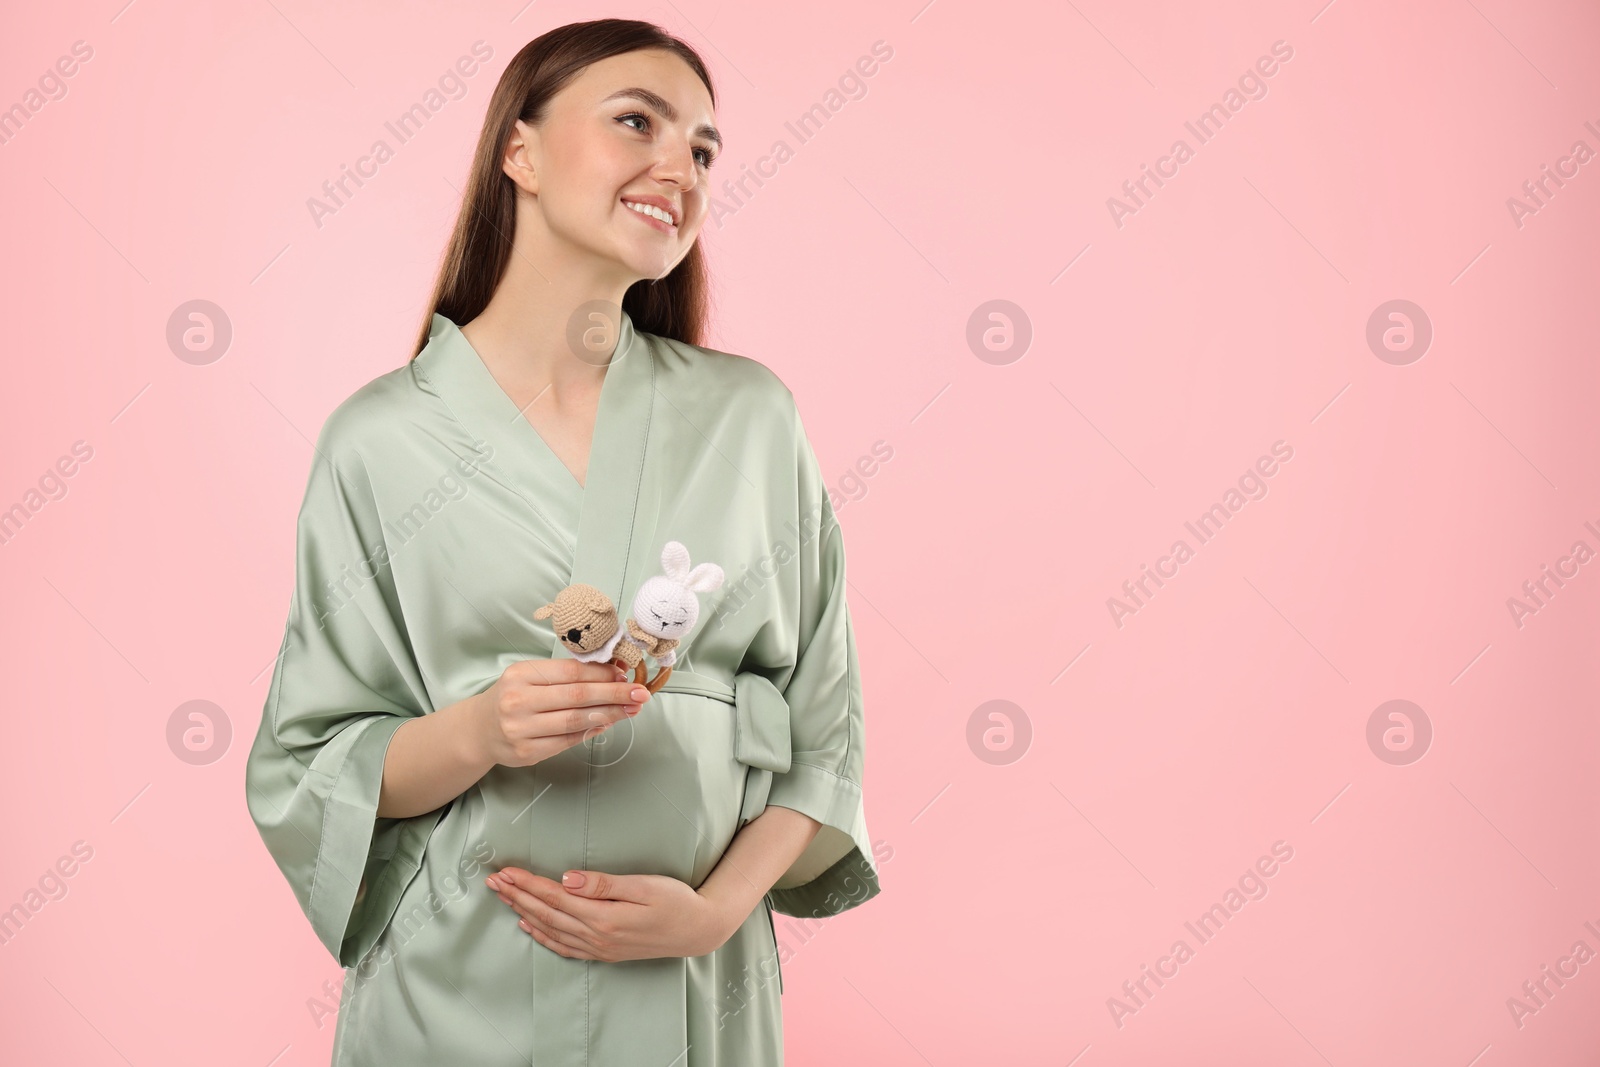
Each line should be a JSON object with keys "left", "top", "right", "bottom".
{"left": 485, "top": 875, "right": 497, "bottom": 888}
{"left": 631, "top": 687, "right": 649, "bottom": 702}
{"left": 519, "top": 920, "right": 532, "bottom": 932}
{"left": 563, "top": 871, "right": 585, "bottom": 887}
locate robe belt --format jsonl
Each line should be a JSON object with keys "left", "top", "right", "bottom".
{"left": 655, "top": 670, "right": 792, "bottom": 826}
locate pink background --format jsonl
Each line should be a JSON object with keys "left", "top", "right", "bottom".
{"left": 2, "top": 0, "right": 1598, "bottom": 1063}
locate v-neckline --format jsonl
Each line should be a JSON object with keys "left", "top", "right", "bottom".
{"left": 512, "top": 397, "right": 591, "bottom": 494}
{"left": 412, "top": 308, "right": 661, "bottom": 637}
{"left": 458, "top": 327, "right": 615, "bottom": 496}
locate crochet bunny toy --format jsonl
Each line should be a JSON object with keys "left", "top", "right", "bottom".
{"left": 619, "top": 541, "right": 725, "bottom": 693}
{"left": 532, "top": 542, "right": 722, "bottom": 692}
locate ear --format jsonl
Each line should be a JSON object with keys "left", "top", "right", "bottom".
{"left": 685, "top": 562, "right": 724, "bottom": 592}
{"left": 579, "top": 588, "right": 616, "bottom": 615}
{"left": 659, "top": 541, "right": 691, "bottom": 581}
{"left": 502, "top": 118, "right": 539, "bottom": 197}
{"left": 533, "top": 603, "right": 554, "bottom": 620}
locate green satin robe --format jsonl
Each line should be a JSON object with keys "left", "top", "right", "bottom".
{"left": 245, "top": 310, "right": 880, "bottom": 1065}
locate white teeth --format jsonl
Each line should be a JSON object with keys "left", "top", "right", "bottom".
{"left": 624, "top": 200, "right": 674, "bottom": 226}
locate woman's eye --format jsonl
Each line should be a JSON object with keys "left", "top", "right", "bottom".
{"left": 620, "top": 113, "right": 716, "bottom": 170}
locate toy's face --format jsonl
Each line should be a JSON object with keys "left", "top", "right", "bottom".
{"left": 557, "top": 601, "right": 620, "bottom": 653}
{"left": 640, "top": 599, "right": 696, "bottom": 639}
{"left": 561, "top": 618, "right": 609, "bottom": 652}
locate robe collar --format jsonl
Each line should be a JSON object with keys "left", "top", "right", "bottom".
{"left": 411, "top": 308, "right": 660, "bottom": 661}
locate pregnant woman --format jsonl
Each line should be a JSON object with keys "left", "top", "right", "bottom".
{"left": 244, "top": 18, "right": 881, "bottom": 1066}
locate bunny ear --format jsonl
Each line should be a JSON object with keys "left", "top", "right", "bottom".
{"left": 659, "top": 541, "right": 691, "bottom": 580}
{"left": 684, "top": 562, "right": 725, "bottom": 593}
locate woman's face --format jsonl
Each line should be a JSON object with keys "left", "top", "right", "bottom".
{"left": 508, "top": 49, "right": 719, "bottom": 283}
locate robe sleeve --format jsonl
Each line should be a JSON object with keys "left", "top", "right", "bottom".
{"left": 755, "top": 400, "right": 882, "bottom": 920}
{"left": 244, "top": 424, "right": 440, "bottom": 967}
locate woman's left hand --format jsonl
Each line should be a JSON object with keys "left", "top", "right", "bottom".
{"left": 486, "top": 867, "right": 734, "bottom": 961}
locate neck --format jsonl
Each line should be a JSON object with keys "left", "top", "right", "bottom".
{"left": 460, "top": 211, "right": 638, "bottom": 399}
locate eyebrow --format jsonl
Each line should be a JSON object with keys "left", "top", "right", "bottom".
{"left": 601, "top": 87, "right": 722, "bottom": 150}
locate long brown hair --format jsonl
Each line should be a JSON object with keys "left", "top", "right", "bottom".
{"left": 412, "top": 19, "right": 716, "bottom": 358}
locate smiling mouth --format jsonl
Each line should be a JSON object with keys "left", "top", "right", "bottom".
{"left": 622, "top": 200, "right": 678, "bottom": 230}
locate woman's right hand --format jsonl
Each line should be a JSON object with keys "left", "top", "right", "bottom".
{"left": 471, "top": 657, "right": 652, "bottom": 768}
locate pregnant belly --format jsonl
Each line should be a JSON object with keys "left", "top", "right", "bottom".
{"left": 469, "top": 690, "right": 747, "bottom": 889}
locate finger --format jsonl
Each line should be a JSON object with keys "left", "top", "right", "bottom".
{"left": 493, "top": 880, "right": 598, "bottom": 943}
{"left": 553, "top": 723, "right": 618, "bottom": 750}
{"left": 545, "top": 714, "right": 644, "bottom": 763}
{"left": 512, "top": 658, "right": 628, "bottom": 686}
{"left": 504, "top": 679, "right": 650, "bottom": 727}
{"left": 486, "top": 866, "right": 534, "bottom": 884}
{"left": 537, "top": 679, "right": 652, "bottom": 711}
{"left": 526, "top": 688, "right": 651, "bottom": 738}
{"left": 520, "top": 916, "right": 598, "bottom": 959}
{"left": 560, "top": 869, "right": 648, "bottom": 904}
{"left": 547, "top": 717, "right": 637, "bottom": 759}
{"left": 517, "top": 702, "right": 640, "bottom": 743}
{"left": 495, "top": 721, "right": 620, "bottom": 767}
{"left": 511, "top": 900, "right": 602, "bottom": 954}
{"left": 496, "top": 867, "right": 610, "bottom": 926}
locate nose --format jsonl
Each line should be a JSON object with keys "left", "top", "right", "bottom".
{"left": 651, "top": 143, "right": 697, "bottom": 190}
{"left": 566, "top": 628, "right": 583, "bottom": 644}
